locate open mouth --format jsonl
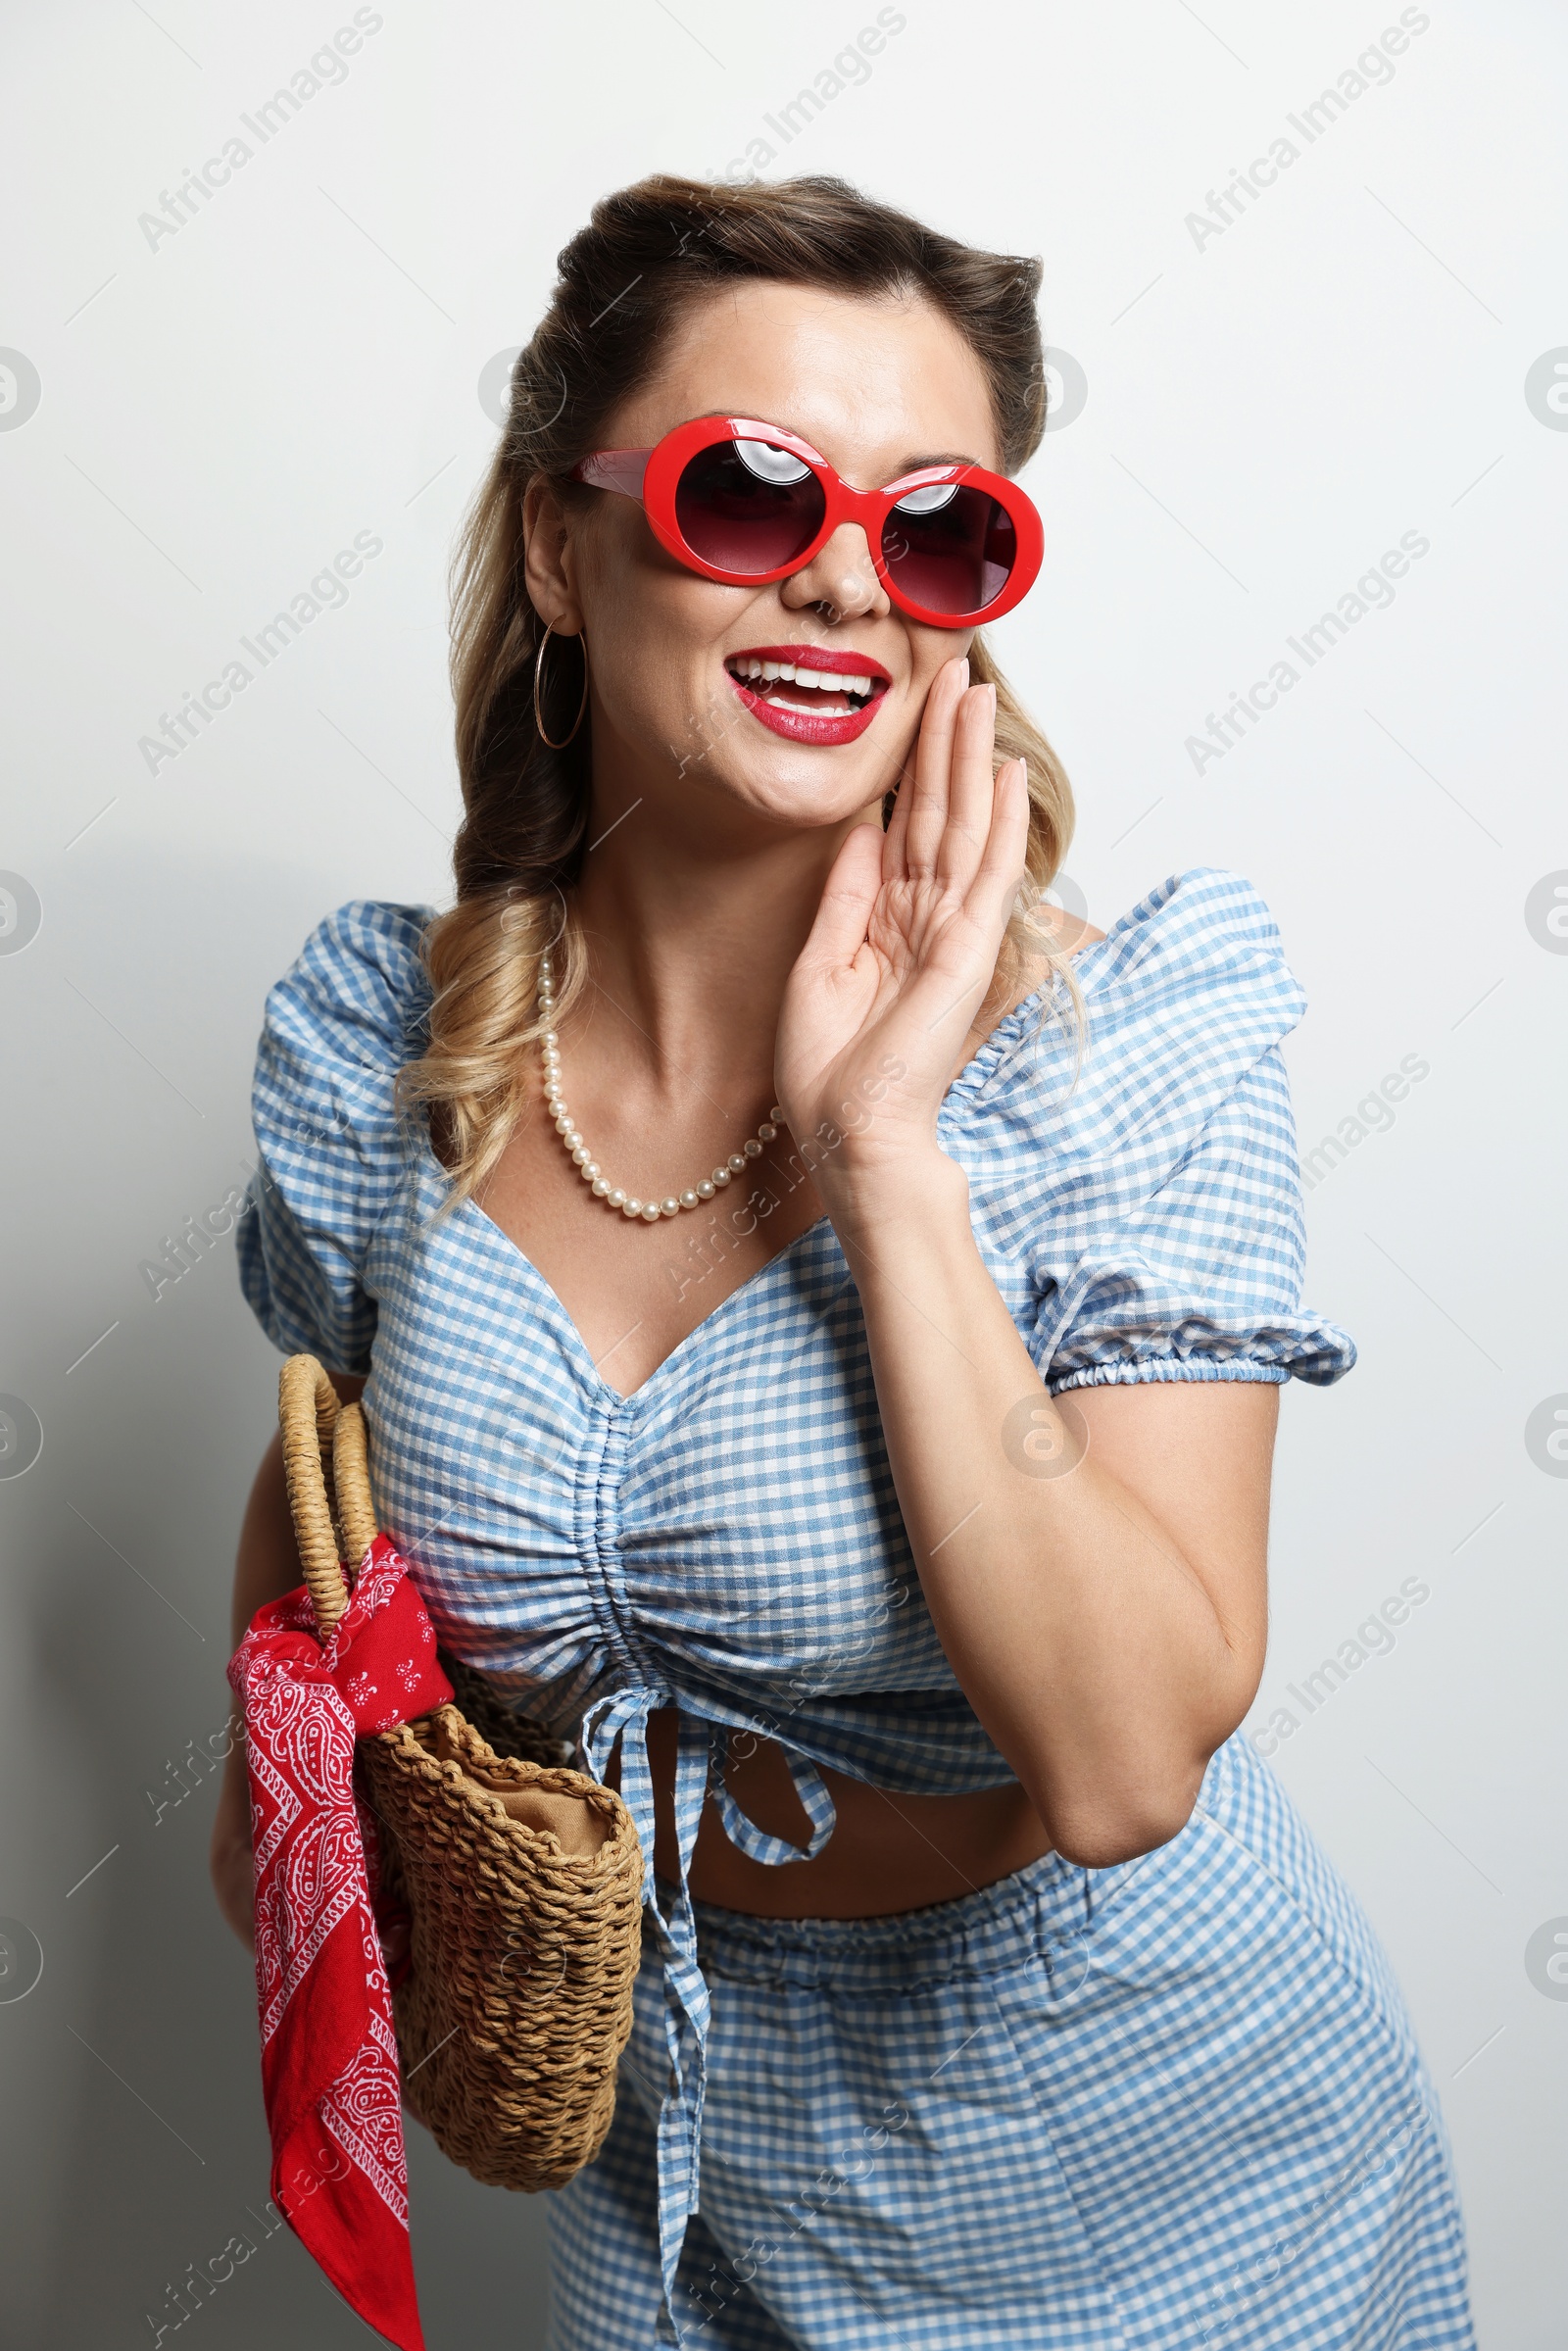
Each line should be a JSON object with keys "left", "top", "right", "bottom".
{"left": 724, "top": 649, "right": 888, "bottom": 716}
{"left": 721, "top": 645, "right": 892, "bottom": 746}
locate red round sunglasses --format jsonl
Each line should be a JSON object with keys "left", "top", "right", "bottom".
{"left": 572, "top": 415, "right": 1043, "bottom": 627}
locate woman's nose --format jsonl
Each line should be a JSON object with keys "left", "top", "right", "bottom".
{"left": 779, "top": 523, "right": 891, "bottom": 623}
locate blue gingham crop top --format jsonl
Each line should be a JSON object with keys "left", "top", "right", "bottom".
{"left": 236, "top": 864, "right": 1355, "bottom": 2323}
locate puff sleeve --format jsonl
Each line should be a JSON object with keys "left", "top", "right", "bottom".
{"left": 235, "top": 900, "right": 436, "bottom": 1378}
{"left": 1027, "top": 870, "right": 1356, "bottom": 1394}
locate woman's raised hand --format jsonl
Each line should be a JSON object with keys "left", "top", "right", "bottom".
{"left": 774, "top": 657, "right": 1030, "bottom": 1203}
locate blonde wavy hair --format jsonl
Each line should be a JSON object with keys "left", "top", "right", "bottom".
{"left": 397, "top": 172, "right": 1080, "bottom": 1220}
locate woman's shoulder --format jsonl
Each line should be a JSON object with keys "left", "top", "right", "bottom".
{"left": 260, "top": 898, "right": 439, "bottom": 1073}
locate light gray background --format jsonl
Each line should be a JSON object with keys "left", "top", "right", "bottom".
{"left": 2, "top": 0, "right": 1564, "bottom": 2343}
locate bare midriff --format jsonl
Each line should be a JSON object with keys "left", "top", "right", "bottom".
{"left": 604, "top": 1704, "right": 1054, "bottom": 1919}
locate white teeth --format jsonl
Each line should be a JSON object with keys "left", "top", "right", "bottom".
{"left": 730, "top": 658, "right": 877, "bottom": 703}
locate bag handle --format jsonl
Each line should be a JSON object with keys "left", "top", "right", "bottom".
{"left": 278, "top": 1354, "right": 381, "bottom": 1641}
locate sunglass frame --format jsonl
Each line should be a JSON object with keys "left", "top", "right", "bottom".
{"left": 573, "top": 415, "right": 1043, "bottom": 626}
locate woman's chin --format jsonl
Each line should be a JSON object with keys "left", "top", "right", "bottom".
{"left": 694, "top": 752, "right": 892, "bottom": 834}
{"left": 671, "top": 701, "right": 903, "bottom": 831}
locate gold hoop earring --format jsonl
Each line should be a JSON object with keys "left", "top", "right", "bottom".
{"left": 533, "top": 621, "right": 589, "bottom": 749}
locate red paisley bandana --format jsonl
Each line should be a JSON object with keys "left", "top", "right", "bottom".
{"left": 227, "top": 1533, "right": 453, "bottom": 2351}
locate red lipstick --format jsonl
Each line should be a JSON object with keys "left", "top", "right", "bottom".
{"left": 723, "top": 645, "right": 891, "bottom": 746}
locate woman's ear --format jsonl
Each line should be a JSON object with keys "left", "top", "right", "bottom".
{"left": 521, "top": 477, "right": 584, "bottom": 635}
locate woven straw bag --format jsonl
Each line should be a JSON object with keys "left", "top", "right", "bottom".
{"left": 277, "top": 1352, "right": 644, "bottom": 2190}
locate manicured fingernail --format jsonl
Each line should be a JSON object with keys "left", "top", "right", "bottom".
{"left": 956, "top": 657, "right": 970, "bottom": 690}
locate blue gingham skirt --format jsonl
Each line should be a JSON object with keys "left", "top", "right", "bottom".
{"left": 544, "top": 1737, "right": 1472, "bottom": 2348}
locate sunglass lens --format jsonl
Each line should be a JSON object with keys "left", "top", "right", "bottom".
{"left": 674, "top": 440, "right": 826, "bottom": 575}
{"left": 882, "top": 483, "right": 1016, "bottom": 616}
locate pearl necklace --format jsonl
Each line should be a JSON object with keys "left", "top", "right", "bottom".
{"left": 537, "top": 955, "right": 783, "bottom": 1223}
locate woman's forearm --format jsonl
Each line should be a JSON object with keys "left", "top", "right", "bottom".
{"left": 229, "top": 1428, "right": 306, "bottom": 1648}
{"left": 831, "top": 1161, "right": 1262, "bottom": 1865}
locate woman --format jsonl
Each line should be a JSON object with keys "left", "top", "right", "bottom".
{"left": 213, "top": 175, "right": 1473, "bottom": 2348}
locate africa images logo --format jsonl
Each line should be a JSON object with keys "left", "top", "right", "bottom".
{"left": 1186, "top": 532, "right": 1430, "bottom": 775}
{"left": 1524, "top": 349, "right": 1568, "bottom": 429}
{"left": 1183, "top": 11, "right": 1433, "bottom": 254}
{"left": 0, "top": 349, "right": 42, "bottom": 431}
{"left": 135, "top": 12, "right": 384, "bottom": 251}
